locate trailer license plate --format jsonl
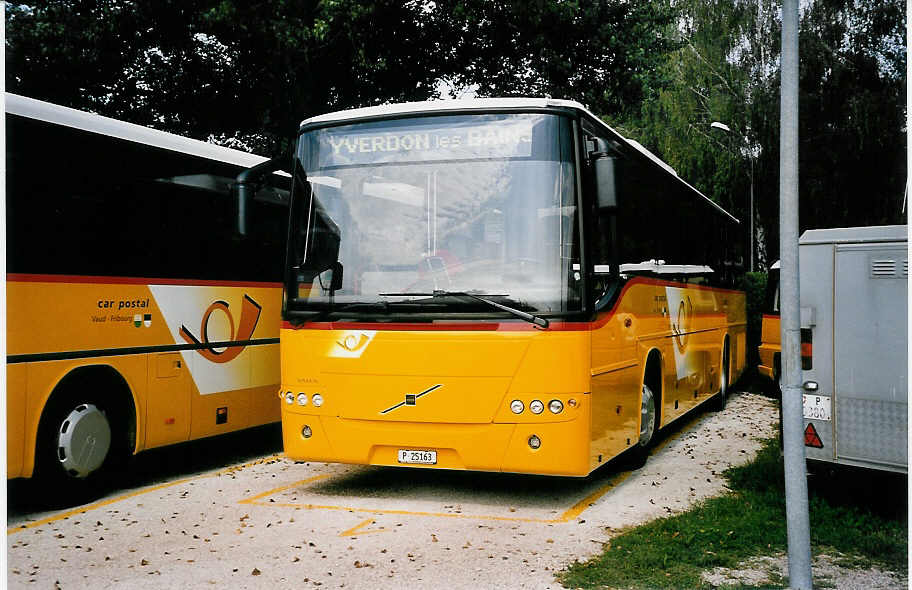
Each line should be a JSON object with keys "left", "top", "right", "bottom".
{"left": 398, "top": 450, "right": 437, "bottom": 465}
{"left": 803, "top": 394, "right": 831, "bottom": 421}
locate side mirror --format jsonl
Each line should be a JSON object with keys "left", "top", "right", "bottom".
{"left": 592, "top": 154, "right": 618, "bottom": 209}
{"left": 233, "top": 155, "right": 291, "bottom": 236}
{"left": 330, "top": 261, "right": 344, "bottom": 292}
{"left": 317, "top": 261, "right": 344, "bottom": 294}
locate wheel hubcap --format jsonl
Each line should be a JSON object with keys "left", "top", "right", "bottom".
{"left": 57, "top": 403, "right": 111, "bottom": 478}
{"left": 639, "top": 384, "right": 656, "bottom": 446}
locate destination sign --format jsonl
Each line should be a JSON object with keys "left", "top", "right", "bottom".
{"left": 315, "top": 117, "right": 537, "bottom": 167}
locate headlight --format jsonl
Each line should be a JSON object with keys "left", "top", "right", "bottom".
{"left": 312, "top": 393, "right": 324, "bottom": 407}
{"left": 549, "top": 399, "right": 564, "bottom": 414}
{"left": 528, "top": 435, "right": 542, "bottom": 449}
{"left": 297, "top": 393, "right": 308, "bottom": 406}
{"left": 510, "top": 400, "right": 524, "bottom": 414}
{"left": 529, "top": 400, "right": 544, "bottom": 414}
{"left": 284, "top": 392, "right": 295, "bottom": 404}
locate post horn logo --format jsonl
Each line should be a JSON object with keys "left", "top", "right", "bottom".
{"left": 671, "top": 295, "right": 694, "bottom": 353}
{"left": 180, "top": 295, "right": 262, "bottom": 363}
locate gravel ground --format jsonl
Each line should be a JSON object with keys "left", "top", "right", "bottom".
{"left": 8, "top": 390, "right": 899, "bottom": 589}
{"left": 702, "top": 552, "right": 908, "bottom": 589}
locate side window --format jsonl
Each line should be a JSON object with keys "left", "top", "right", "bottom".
{"left": 583, "top": 128, "right": 622, "bottom": 309}
{"left": 6, "top": 114, "right": 287, "bottom": 282}
{"left": 615, "top": 157, "right": 674, "bottom": 275}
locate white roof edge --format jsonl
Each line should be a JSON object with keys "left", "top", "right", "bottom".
{"left": 5, "top": 92, "right": 270, "bottom": 169}
{"left": 300, "top": 97, "right": 736, "bottom": 223}
{"left": 300, "top": 97, "right": 586, "bottom": 127}
{"left": 799, "top": 225, "right": 908, "bottom": 245}
{"left": 626, "top": 139, "right": 678, "bottom": 177}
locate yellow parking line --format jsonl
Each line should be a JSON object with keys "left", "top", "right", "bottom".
{"left": 8, "top": 454, "right": 282, "bottom": 536}
{"left": 237, "top": 474, "right": 330, "bottom": 505}
{"left": 340, "top": 518, "right": 388, "bottom": 537}
{"left": 559, "top": 470, "right": 632, "bottom": 522}
{"left": 239, "top": 469, "right": 631, "bottom": 525}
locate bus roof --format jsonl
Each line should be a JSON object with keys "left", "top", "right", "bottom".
{"left": 299, "top": 97, "right": 738, "bottom": 224}
{"left": 5, "top": 93, "right": 270, "bottom": 169}
{"left": 299, "top": 97, "right": 588, "bottom": 128}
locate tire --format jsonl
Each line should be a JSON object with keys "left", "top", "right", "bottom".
{"left": 714, "top": 341, "right": 730, "bottom": 412}
{"left": 35, "top": 394, "right": 121, "bottom": 501}
{"left": 628, "top": 383, "right": 658, "bottom": 468}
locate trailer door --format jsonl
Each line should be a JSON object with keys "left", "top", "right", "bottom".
{"left": 833, "top": 242, "right": 907, "bottom": 472}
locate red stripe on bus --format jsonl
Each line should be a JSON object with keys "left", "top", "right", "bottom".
{"left": 7, "top": 273, "right": 283, "bottom": 288}
{"left": 281, "top": 320, "right": 593, "bottom": 332}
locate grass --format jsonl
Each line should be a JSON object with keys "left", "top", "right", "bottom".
{"left": 559, "top": 438, "right": 907, "bottom": 589}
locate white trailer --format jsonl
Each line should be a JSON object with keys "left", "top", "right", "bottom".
{"left": 798, "top": 225, "right": 907, "bottom": 473}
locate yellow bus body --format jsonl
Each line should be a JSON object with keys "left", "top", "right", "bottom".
{"left": 280, "top": 279, "right": 746, "bottom": 476}
{"left": 757, "top": 313, "right": 781, "bottom": 381}
{"left": 6, "top": 275, "right": 282, "bottom": 479}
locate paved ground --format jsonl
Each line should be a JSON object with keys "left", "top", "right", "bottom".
{"left": 8, "top": 391, "right": 779, "bottom": 589}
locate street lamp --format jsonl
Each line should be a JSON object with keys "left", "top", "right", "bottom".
{"left": 711, "top": 121, "right": 757, "bottom": 272}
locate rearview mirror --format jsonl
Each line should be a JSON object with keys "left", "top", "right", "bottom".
{"left": 592, "top": 154, "right": 618, "bottom": 209}
{"left": 318, "top": 261, "right": 344, "bottom": 294}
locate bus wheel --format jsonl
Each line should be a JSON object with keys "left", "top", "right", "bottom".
{"left": 638, "top": 383, "right": 657, "bottom": 447}
{"left": 36, "top": 395, "right": 120, "bottom": 499}
{"left": 715, "top": 341, "right": 730, "bottom": 412}
{"left": 56, "top": 403, "right": 112, "bottom": 478}
{"left": 628, "top": 383, "right": 658, "bottom": 468}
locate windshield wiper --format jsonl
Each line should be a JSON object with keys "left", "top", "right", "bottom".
{"left": 285, "top": 298, "right": 442, "bottom": 322}
{"left": 333, "top": 300, "right": 446, "bottom": 313}
{"left": 378, "top": 290, "right": 549, "bottom": 328}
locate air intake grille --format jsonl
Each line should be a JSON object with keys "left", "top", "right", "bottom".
{"left": 870, "top": 258, "right": 907, "bottom": 279}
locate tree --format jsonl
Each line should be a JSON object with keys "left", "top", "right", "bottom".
{"left": 430, "top": 0, "right": 677, "bottom": 120}
{"left": 6, "top": 1, "right": 451, "bottom": 155}
{"left": 796, "top": 0, "right": 906, "bottom": 232}
{"left": 617, "top": 0, "right": 905, "bottom": 267}
{"left": 7, "top": 1, "right": 680, "bottom": 154}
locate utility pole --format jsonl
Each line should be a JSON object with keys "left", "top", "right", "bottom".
{"left": 779, "top": 0, "right": 813, "bottom": 588}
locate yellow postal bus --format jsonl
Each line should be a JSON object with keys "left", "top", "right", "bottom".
{"left": 6, "top": 94, "right": 287, "bottom": 490}
{"left": 272, "top": 99, "right": 746, "bottom": 476}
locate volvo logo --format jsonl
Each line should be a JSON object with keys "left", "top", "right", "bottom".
{"left": 380, "top": 384, "right": 442, "bottom": 414}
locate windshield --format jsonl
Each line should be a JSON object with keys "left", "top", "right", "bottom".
{"left": 287, "top": 112, "right": 580, "bottom": 317}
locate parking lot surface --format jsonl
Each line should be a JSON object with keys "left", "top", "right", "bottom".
{"left": 8, "top": 391, "right": 778, "bottom": 589}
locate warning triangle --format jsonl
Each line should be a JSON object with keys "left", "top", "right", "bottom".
{"left": 804, "top": 423, "right": 824, "bottom": 448}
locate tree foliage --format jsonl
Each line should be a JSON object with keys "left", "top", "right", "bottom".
{"left": 6, "top": 0, "right": 677, "bottom": 154}
{"left": 620, "top": 0, "right": 905, "bottom": 267}
{"left": 6, "top": 0, "right": 451, "bottom": 154}
{"left": 796, "top": 0, "right": 906, "bottom": 233}
{"left": 429, "top": 0, "right": 677, "bottom": 119}
{"left": 6, "top": 0, "right": 906, "bottom": 254}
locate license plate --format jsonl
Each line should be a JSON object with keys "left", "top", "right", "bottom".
{"left": 803, "top": 394, "right": 831, "bottom": 421}
{"left": 397, "top": 449, "right": 437, "bottom": 465}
